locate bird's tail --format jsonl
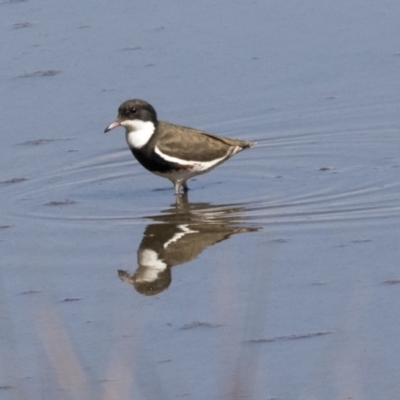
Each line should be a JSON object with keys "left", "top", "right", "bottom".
{"left": 241, "top": 140, "right": 256, "bottom": 149}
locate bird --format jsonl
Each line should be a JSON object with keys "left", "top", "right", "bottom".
{"left": 104, "top": 99, "right": 255, "bottom": 194}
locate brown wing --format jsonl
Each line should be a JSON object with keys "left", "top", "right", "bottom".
{"left": 155, "top": 121, "right": 253, "bottom": 162}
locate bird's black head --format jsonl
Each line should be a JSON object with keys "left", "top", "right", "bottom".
{"left": 118, "top": 99, "right": 157, "bottom": 123}
{"left": 104, "top": 99, "right": 158, "bottom": 133}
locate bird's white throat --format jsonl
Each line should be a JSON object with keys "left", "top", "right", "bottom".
{"left": 137, "top": 249, "right": 167, "bottom": 283}
{"left": 123, "top": 120, "right": 155, "bottom": 149}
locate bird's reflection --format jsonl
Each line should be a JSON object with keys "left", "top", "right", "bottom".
{"left": 118, "top": 193, "right": 260, "bottom": 296}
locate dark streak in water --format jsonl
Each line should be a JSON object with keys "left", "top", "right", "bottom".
{"left": 247, "top": 331, "right": 333, "bottom": 343}
{"left": 383, "top": 279, "right": 400, "bottom": 285}
{"left": 180, "top": 321, "right": 223, "bottom": 330}
{"left": 0, "top": 0, "right": 27, "bottom": 3}
{"left": 13, "top": 22, "right": 33, "bottom": 28}
{"left": 19, "top": 138, "right": 74, "bottom": 145}
{"left": 18, "top": 70, "right": 62, "bottom": 78}
{"left": 20, "top": 138, "right": 54, "bottom": 145}
{"left": 60, "top": 298, "right": 82, "bottom": 302}
{"left": 1, "top": 177, "right": 28, "bottom": 184}
{"left": 19, "top": 290, "right": 41, "bottom": 295}
{"left": 122, "top": 46, "right": 143, "bottom": 51}
{"left": 44, "top": 199, "right": 77, "bottom": 206}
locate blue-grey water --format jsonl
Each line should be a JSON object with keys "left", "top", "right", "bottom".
{"left": 1, "top": 1, "right": 400, "bottom": 399}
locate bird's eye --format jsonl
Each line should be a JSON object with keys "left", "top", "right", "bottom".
{"left": 131, "top": 108, "right": 137, "bottom": 114}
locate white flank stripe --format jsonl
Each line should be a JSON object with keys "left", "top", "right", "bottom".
{"left": 123, "top": 120, "right": 155, "bottom": 149}
{"left": 155, "top": 146, "right": 227, "bottom": 171}
{"left": 163, "top": 224, "right": 198, "bottom": 249}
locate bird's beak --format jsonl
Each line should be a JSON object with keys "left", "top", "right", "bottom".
{"left": 104, "top": 120, "right": 121, "bottom": 133}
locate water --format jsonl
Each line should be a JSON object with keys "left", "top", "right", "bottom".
{"left": 1, "top": 1, "right": 400, "bottom": 399}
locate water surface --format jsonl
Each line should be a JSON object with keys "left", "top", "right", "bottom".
{"left": 1, "top": 1, "right": 400, "bottom": 399}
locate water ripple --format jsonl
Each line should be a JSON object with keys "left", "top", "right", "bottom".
{"left": 2, "top": 128, "right": 399, "bottom": 227}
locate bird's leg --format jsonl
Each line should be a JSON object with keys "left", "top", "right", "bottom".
{"left": 173, "top": 179, "right": 189, "bottom": 194}
{"left": 174, "top": 180, "right": 182, "bottom": 195}
{"left": 174, "top": 191, "right": 189, "bottom": 208}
